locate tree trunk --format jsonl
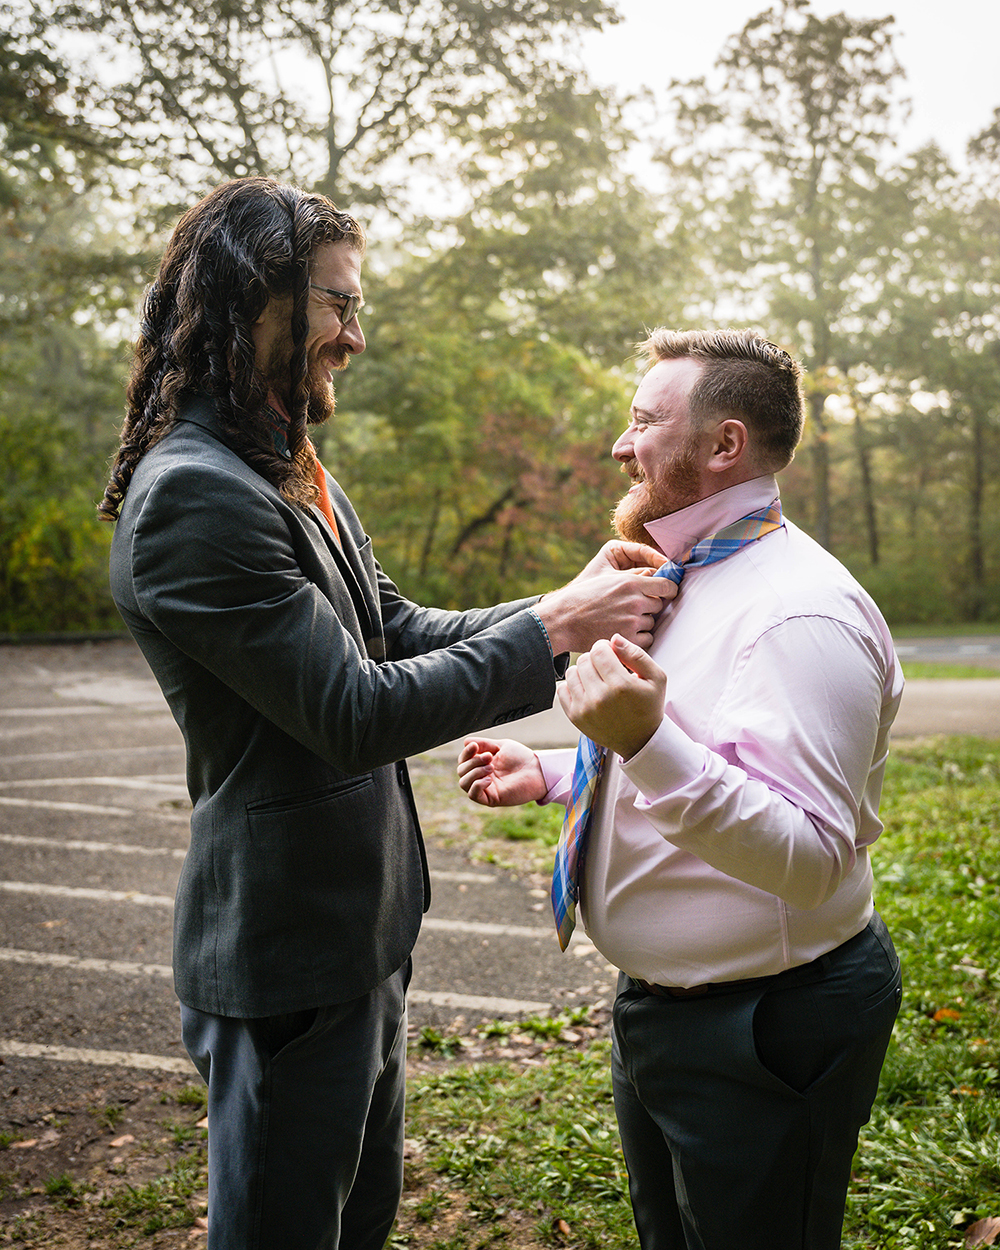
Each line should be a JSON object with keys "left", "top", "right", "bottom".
{"left": 809, "top": 391, "right": 831, "bottom": 550}
{"left": 852, "top": 407, "right": 879, "bottom": 566}
{"left": 967, "top": 407, "right": 986, "bottom": 620}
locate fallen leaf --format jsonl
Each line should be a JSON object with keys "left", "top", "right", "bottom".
{"left": 966, "top": 1216, "right": 1000, "bottom": 1246}
{"left": 555, "top": 1218, "right": 571, "bottom": 1236}
{"left": 196, "top": 1115, "right": 209, "bottom": 1128}
{"left": 933, "top": 1008, "right": 962, "bottom": 1022}
{"left": 10, "top": 1138, "right": 38, "bottom": 1150}
{"left": 109, "top": 1134, "right": 135, "bottom": 1148}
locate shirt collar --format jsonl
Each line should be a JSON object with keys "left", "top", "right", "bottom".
{"left": 642, "top": 476, "right": 780, "bottom": 561}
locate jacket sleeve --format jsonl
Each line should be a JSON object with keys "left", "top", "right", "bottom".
{"left": 116, "top": 459, "right": 558, "bottom": 774}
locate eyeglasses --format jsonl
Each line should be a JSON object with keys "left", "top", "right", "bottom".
{"left": 309, "top": 284, "right": 362, "bottom": 326}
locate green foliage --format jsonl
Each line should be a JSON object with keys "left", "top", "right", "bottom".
{"left": 174, "top": 1084, "right": 208, "bottom": 1110}
{"left": 89, "top": 1102, "right": 125, "bottom": 1130}
{"left": 407, "top": 1048, "right": 631, "bottom": 1247}
{"left": 482, "top": 1005, "right": 591, "bottom": 1041}
{"left": 43, "top": 1171, "right": 79, "bottom": 1199}
{"left": 98, "top": 1153, "right": 203, "bottom": 1234}
{"left": 483, "top": 801, "right": 564, "bottom": 846}
{"left": 38, "top": 0, "right": 620, "bottom": 209}
{"left": 0, "top": 411, "right": 120, "bottom": 632}
{"left": 328, "top": 323, "right": 632, "bottom": 608}
{"left": 2, "top": 0, "right": 999, "bottom": 630}
{"left": 901, "top": 663, "right": 1000, "bottom": 680}
{"left": 418, "top": 1026, "right": 466, "bottom": 1058}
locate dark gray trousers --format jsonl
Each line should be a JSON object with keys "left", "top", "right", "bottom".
{"left": 612, "top": 915, "right": 901, "bottom": 1250}
{"left": 180, "top": 961, "right": 410, "bottom": 1250}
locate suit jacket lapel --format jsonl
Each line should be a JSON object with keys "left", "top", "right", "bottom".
{"left": 311, "top": 484, "right": 382, "bottom": 656}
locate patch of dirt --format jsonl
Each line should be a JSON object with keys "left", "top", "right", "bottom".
{"left": 0, "top": 1070, "right": 207, "bottom": 1247}
{"left": 1, "top": 1015, "right": 610, "bottom": 1249}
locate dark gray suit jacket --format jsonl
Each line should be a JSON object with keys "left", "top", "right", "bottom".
{"left": 109, "top": 394, "right": 559, "bottom": 1017}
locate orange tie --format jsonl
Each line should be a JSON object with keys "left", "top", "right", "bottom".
{"left": 309, "top": 450, "right": 341, "bottom": 546}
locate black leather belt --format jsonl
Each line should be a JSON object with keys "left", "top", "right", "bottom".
{"left": 634, "top": 973, "right": 777, "bottom": 999}
{"left": 636, "top": 980, "right": 709, "bottom": 998}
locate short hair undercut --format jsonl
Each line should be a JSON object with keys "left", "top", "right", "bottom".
{"left": 638, "top": 328, "right": 805, "bottom": 472}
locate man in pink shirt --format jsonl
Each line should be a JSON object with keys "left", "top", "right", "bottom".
{"left": 459, "top": 328, "right": 902, "bottom": 1250}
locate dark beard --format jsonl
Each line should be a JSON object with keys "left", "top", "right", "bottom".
{"left": 612, "top": 445, "right": 703, "bottom": 543}
{"left": 304, "top": 351, "right": 342, "bottom": 426}
{"left": 262, "top": 334, "right": 346, "bottom": 427}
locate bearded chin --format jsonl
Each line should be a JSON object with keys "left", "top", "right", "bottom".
{"left": 613, "top": 488, "right": 660, "bottom": 545}
{"left": 305, "top": 357, "right": 339, "bottom": 426}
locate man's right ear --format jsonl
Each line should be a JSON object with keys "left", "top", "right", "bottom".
{"left": 705, "top": 418, "right": 749, "bottom": 475}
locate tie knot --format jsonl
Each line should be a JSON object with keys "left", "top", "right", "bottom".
{"left": 656, "top": 560, "right": 685, "bottom": 585}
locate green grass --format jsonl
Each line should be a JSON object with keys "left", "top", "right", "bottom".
{"left": 98, "top": 1153, "right": 204, "bottom": 1234}
{"left": 483, "top": 801, "right": 565, "bottom": 846}
{"left": 891, "top": 625, "right": 1000, "bottom": 639}
{"left": 901, "top": 662, "right": 1000, "bottom": 679}
{"left": 400, "top": 736, "right": 1000, "bottom": 1250}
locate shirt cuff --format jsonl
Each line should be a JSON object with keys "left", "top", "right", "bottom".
{"left": 536, "top": 748, "right": 575, "bottom": 805}
{"left": 527, "top": 607, "right": 570, "bottom": 678}
{"left": 620, "top": 715, "right": 711, "bottom": 803}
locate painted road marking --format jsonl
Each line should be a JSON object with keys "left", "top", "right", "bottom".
{"left": 0, "top": 947, "right": 551, "bottom": 1017}
{"left": 1, "top": 746, "right": 184, "bottom": 766}
{"left": 0, "top": 796, "right": 137, "bottom": 817}
{"left": 0, "top": 776, "right": 187, "bottom": 793}
{"left": 0, "top": 946, "right": 173, "bottom": 978}
{"left": 0, "top": 882, "right": 548, "bottom": 938}
{"left": 409, "top": 989, "right": 551, "bottom": 1014}
{"left": 0, "top": 834, "right": 186, "bottom": 859}
{"left": 429, "top": 870, "right": 496, "bottom": 883}
{"left": 0, "top": 882, "right": 174, "bottom": 907}
{"left": 0, "top": 707, "right": 128, "bottom": 717}
{"left": 0, "top": 841, "right": 496, "bottom": 879}
{"left": 0, "top": 1039, "right": 195, "bottom": 1075}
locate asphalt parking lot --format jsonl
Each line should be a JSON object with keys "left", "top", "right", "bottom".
{"left": 1, "top": 635, "right": 998, "bottom": 1120}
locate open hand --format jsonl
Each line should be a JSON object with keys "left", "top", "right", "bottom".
{"left": 457, "top": 738, "right": 547, "bottom": 808}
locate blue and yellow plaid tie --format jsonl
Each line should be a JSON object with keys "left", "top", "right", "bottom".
{"left": 550, "top": 498, "right": 783, "bottom": 950}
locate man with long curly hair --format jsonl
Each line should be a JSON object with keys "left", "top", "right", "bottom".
{"left": 100, "top": 176, "right": 675, "bottom": 1250}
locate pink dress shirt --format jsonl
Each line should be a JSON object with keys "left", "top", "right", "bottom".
{"left": 537, "top": 476, "right": 903, "bottom": 987}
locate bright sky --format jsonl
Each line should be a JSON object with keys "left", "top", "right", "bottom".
{"left": 579, "top": 0, "right": 1000, "bottom": 163}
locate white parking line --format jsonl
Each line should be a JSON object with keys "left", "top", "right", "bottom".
{"left": 0, "top": 796, "right": 136, "bottom": 817}
{"left": 0, "top": 1039, "right": 195, "bottom": 1075}
{"left": 408, "top": 988, "right": 551, "bottom": 1014}
{"left": 0, "top": 882, "right": 550, "bottom": 939}
{"left": 0, "top": 834, "right": 186, "bottom": 859}
{"left": 429, "top": 870, "right": 495, "bottom": 884}
{"left": 0, "top": 947, "right": 551, "bottom": 1017}
{"left": 0, "top": 838, "right": 498, "bottom": 875}
{"left": 0, "top": 706, "right": 120, "bottom": 717}
{"left": 0, "top": 882, "right": 174, "bottom": 907}
{"left": 0, "top": 776, "right": 188, "bottom": 794}
{"left": 0, "top": 945, "right": 172, "bottom": 978}
{"left": 422, "top": 917, "right": 549, "bottom": 939}
{"left": 0, "top": 746, "right": 184, "bottom": 765}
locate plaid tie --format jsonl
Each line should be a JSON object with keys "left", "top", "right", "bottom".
{"left": 550, "top": 498, "right": 783, "bottom": 950}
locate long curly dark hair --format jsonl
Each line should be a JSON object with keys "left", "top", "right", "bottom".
{"left": 99, "top": 176, "right": 365, "bottom": 522}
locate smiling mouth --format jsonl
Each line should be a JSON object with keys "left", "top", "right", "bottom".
{"left": 622, "top": 459, "right": 646, "bottom": 491}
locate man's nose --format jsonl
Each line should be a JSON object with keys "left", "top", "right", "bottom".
{"left": 341, "top": 319, "right": 366, "bottom": 355}
{"left": 612, "top": 429, "right": 632, "bottom": 461}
